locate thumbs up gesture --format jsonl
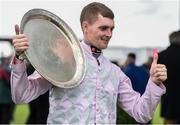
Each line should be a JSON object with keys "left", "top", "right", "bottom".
{"left": 150, "top": 49, "right": 167, "bottom": 85}
{"left": 13, "top": 24, "right": 29, "bottom": 57}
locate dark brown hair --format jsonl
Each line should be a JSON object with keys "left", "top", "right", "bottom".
{"left": 80, "top": 2, "right": 114, "bottom": 27}
{"left": 169, "top": 30, "right": 180, "bottom": 46}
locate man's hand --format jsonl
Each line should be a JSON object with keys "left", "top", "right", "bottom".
{"left": 150, "top": 49, "right": 167, "bottom": 85}
{"left": 13, "top": 24, "right": 29, "bottom": 57}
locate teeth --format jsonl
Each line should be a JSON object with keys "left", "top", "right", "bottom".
{"left": 102, "top": 37, "right": 110, "bottom": 41}
{"left": 102, "top": 39, "right": 108, "bottom": 41}
{"left": 102, "top": 38, "right": 108, "bottom": 41}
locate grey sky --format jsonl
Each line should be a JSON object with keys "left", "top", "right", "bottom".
{"left": 0, "top": 0, "right": 179, "bottom": 47}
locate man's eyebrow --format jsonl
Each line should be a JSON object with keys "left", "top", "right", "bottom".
{"left": 99, "top": 25, "right": 114, "bottom": 28}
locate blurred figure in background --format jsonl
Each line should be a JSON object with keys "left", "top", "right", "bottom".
{"left": 123, "top": 53, "right": 149, "bottom": 95}
{"left": 25, "top": 62, "right": 49, "bottom": 124}
{"left": 141, "top": 56, "right": 153, "bottom": 72}
{"left": 158, "top": 30, "right": 180, "bottom": 124}
{"left": 0, "top": 56, "right": 15, "bottom": 124}
{"left": 123, "top": 53, "right": 152, "bottom": 124}
{"left": 140, "top": 56, "right": 153, "bottom": 83}
{"left": 122, "top": 53, "right": 136, "bottom": 70}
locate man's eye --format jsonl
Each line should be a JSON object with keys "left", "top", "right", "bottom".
{"left": 99, "top": 27, "right": 108, "bottom": 31}
{"left": 111, "top": 27, "right": 114, "bottom": 32}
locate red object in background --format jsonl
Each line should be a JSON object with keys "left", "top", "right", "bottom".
{"left": 0, "top": 69, "right": 10, "bottom": 81}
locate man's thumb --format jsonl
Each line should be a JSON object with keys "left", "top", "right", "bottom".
{"left": 152, "top": 48, "right": 158, "bottom": 66}
{"left": 15, "top": 24, "right": 20, "bottom": 35}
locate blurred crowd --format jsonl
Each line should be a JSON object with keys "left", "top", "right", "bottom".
{"left": 0, "top": 56, "right": 49, "bottom": 124}
{"left": 0, "top": 56, "right": 14, "bottom": 124}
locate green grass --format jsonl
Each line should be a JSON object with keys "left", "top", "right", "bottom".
{"left": 10, "top": 104, "right": 29, "bottom": 124}
{"left": 152, "top": 103, "right": 164, "bottom": 124}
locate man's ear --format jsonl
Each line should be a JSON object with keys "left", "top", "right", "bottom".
{"left": 82, "top": 21, "right": 88, "bottom": 33}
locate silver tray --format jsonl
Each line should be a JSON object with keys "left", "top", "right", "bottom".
{"left": 20, "top": 9, "right": 86, "bottom": 88}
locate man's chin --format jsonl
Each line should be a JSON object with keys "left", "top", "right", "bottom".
{"left": 101, "top": 45, "right": 108, "bottom": 50}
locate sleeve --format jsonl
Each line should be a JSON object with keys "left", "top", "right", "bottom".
{"left": 117, "top": 69, "right": 166, "bottom": 123}
{"left": 10, "top": 57, "right": 52, "bottom": 104}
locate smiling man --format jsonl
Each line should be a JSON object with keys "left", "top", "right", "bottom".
{"left": 11, "top": 2, "right": 167, "bottom": 124}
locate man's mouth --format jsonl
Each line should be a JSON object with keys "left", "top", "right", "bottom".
{"left": 101, "top": 37, "right": 110, "bottom": 42}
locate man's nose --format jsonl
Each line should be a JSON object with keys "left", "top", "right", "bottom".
{"left": 106, "top": 29, "right": 112, "bottom": 37}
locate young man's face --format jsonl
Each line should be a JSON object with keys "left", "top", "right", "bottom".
{"left": 83, "top": 14, "right": 114, "bottom": 49}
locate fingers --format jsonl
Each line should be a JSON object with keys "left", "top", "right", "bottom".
{"left": 151, "top": 64, "right": 166, "bottom": 76}
{"left": 151, "top": 64, "right": 166, "bottom": 73}
{"left": 13, "top": 25, "right": 29, "bottom": 55}
{"left": 153, "top": 71, "right": 167, "bottom": 78}
{"left": 13, "top": 37, "right": 29, "bottom": 51}
{"left": 154, "top": 74, "right": 167, "bottom": 84}
{"left": 150, "top": 64, "right": 167, "bottom": 84}
{"left": 157, "top": 75, "right": 167, "bottom": 82}
{"left": 150, "top": 49, "right": 167, "bottom": 84}
{"left": 13, "top": 34, "right": 26, "bottom": 39}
